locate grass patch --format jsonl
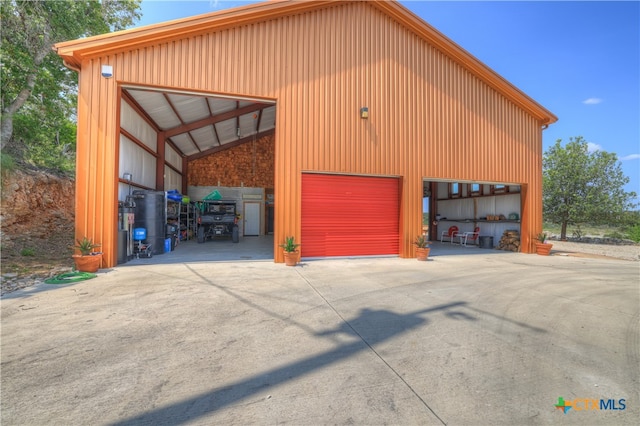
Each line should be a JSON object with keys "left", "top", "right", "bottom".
{"left": 20, "top": 248, "right": 36, "bottom": 257}
{"left": 627, "top": 225, "right": 640, "bottom": 243}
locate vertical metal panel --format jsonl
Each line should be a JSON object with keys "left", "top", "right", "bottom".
{"left": 75, "top": 1, "right": 547, "bottom": 265}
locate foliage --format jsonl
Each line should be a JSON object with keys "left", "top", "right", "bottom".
{"left": 571, "top": 224, "right": 583, "bottom": 239}
{"left": 543, "top": 137, "right": 637, "bottom": 240}
{"left": 603, "top": 231, "right": 625, "bottom": 239}
{"left": 1, "top": 0, "right": 142, "bottom": 171}
{"left": 13, "top": 113, "right": 77, "bottom": 173}
{"left": 279, "top": 236, "right": 300, "bottom": 253}
{"left": 627, "top": 225, "right": 640, "bottom": 243}
{"left": 413, "top": 235, "right": 430, "bottom": 248}
{"left": 20, "top": 248, "right": 35, "bottom": 257}
{"left": 620, "top": 210, "right": 640, "bottom": 228}
{"left": 73, "top": 237, "right": 101, "bottom": 256}
{"left": 1, "top": 152, "right": 16, "bottom": 171}
{"left": 536, "top": 232, "right": 547, "bottom": 243}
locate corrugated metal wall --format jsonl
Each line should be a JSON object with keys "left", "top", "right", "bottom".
{"left": 74, "top": 1, "right": 544, "bottom": 266}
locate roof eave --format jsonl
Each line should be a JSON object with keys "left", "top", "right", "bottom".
{"left": 54, "top": 0, "right": 337, "bottom": 66}
{"left": 54, "top": 0, "right": 557, "bottom": 125}
{"left": 372, "top": 1, "right": 557, "bottom": 125}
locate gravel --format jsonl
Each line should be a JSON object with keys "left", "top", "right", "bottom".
{"left": 549, "top": 240, "right": 640, "bottom": 262}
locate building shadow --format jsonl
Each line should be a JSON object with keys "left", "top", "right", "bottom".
{"left": 111, "top": 302, "right": 469, "bottom": 426}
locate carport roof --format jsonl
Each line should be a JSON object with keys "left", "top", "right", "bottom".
{"left": 122, "top": 87, "right": 275, "bottom": 159}
{"left": 54, "top": 0, "right": 557, "bottom": 125}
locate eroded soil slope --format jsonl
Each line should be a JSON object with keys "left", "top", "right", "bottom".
{"left": 1, "top": 169, "right": 75, "bottom": 276}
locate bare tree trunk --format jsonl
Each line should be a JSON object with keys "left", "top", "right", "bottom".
{"left": 1, "top": 85, "right": 35, "bottom": 151}
{"left": 560, "top": 221, "right": 568, "bottom": 241}
{"left": 1, "top": 19, "right": 51, "bottom": 152}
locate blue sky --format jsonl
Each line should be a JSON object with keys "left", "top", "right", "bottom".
{"left": 136, "top": 0, "right": 640, "bottom": 199}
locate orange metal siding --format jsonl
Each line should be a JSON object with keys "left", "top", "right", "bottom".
{"left": 63, "top": 1, "right": 552, "bottom": 266}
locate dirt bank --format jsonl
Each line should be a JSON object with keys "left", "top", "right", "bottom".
{"left": 1, "top": 168, "right": 75, "bottom": 285}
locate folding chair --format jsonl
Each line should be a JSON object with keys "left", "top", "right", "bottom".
{"left": 440, "top": 225, "right": 460, "bottom": 244}
{"left": 459, "top": 227, "right": 480, "bottom": 246}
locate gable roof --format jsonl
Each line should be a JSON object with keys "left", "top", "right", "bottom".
{"left": 54, "top": 0, "right": 557, "bottom": 125}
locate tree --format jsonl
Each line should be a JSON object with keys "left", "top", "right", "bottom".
{"left": 1, "top": 0, "right": 141, "bottom": 170}
{"left": 543, "top": 136, "right": 637, "bottom": 240}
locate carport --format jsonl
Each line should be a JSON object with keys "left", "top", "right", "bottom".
{"left": 117, "top": 86, "right": 277, "bottom": 261}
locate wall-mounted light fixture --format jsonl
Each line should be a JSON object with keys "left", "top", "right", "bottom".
{"left": 101, "top": 65, "right": 113, "bottom": 78}
{"left": 123, "top": 172, "right": 132, "bottom": 195}
{"left": 360, "top": 107, "right": 369, "bottom": 119}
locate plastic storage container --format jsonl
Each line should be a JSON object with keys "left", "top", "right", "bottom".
{"left": 134, "top": 228, "right": 147, "bottom": 241}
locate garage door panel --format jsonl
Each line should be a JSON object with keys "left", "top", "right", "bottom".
{"left": 301, "top": 174, "right": 399, "bottom": 257}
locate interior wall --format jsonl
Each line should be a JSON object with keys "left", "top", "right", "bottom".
{"left": 188, "top": 134, "right": 275, "bottom": 188}
{"left": 437, "top": 193, "right": 521, "bottom": 241}
{"left": 118, "top": 101, "right": 160, "bottom": 201}
{"left": 118, "top": 99, "right": 185, "bottom": 201}
{"left": 187, "top": 186, "right": 265, "bottom": 236}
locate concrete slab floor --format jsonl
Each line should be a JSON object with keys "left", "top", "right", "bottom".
{"left": 1, "top": 251, "right": 638, "bottom": 425}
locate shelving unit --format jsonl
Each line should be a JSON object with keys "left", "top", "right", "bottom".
{"left": 437, "top": 218, "right": 520, "bottom": 224}
{"left": 180, "top": 202, "right": 197, "bottom": 240}
{"left": 166, "top": 199, "right": 180, "bottom": 221}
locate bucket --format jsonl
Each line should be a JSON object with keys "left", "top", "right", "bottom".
{"left": 134, "top": 228, "right": 146, "bottom": 241}
{"left": 164, "top": 238, "right": 171, "bottom": 253}
{"left": 479, "top": 236, "right": 494, "bottom": 249}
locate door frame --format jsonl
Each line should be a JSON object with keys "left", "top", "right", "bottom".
{"left": 243, "top": 201, "right": 261, "bottom": 236}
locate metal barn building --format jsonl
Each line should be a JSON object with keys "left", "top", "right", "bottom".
{"left": 55, "top": 0, "right": 557, "bottom": 267}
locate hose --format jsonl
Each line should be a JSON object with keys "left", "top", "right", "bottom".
{"left": 44, "top": 271, "right": 97, "bottom": 285}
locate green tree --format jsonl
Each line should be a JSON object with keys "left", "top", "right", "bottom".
{"left": 543, "top": 136, "right": 637, "bottom": 240}
{"left": 1, "top": 0, "right": 141, "bottom": 171}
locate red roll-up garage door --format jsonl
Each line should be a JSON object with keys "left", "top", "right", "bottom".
{"left": 301, "top": 174, "right": 400, "bottom": 257}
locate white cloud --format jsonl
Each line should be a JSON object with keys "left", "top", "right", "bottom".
{"left": 582, "top": 98, "right": 603, "bottom": 105}
{"left": 587, "top": 142, "right": 602, "bottom": 153}
{"left": 620, "top": 154, "right": 640, "bottom": 161}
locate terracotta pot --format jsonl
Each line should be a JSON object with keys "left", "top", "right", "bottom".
{"left": 416, "top": 247, "right": 430, "bottom": 261}
{"left": 535, "top": 243, "right": 553, "bottom": 256}
{"left": 73, "top": 253, "right": 102, "bottom": 272}
{"left": 283, "top": 250, "right": 299, "bottom": 266}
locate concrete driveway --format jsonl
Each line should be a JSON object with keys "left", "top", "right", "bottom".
{"left": 1, "top": 248, "right": 638, "bottom": 425}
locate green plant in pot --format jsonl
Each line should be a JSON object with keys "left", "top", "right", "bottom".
{"left": 413, "top": 235, "right": 431, "bottom": 261}
{"left": 72, "top": 237, "right": 103, "bottom": 272}
{"left": 535, "top": 232, "right": 553, "bottom": 256}
{"left": 279, "top": 236, "right": 300, "bottom": 266}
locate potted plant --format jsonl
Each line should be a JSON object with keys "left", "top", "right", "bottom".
{"left": 413, "top": 234, "right": 431, "bottom": 261}
{"left": 535, "top": 232, "right": 553, "bottom": 256}
{"left": 279, "top": 236, "right": 300, "bottom": 266}
{"left": 72, "top": 237, "right": 103, "bottom": 272}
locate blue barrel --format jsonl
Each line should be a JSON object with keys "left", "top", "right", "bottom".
{"left": 164, "top": 238, "right": 171, "bottom": 253}
{"left": 133, "top": 228, "right": 147, "bottom": 241}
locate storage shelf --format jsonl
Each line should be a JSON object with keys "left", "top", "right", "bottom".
{"left": 438, "top": 219, "right": 520, "bottom": 224}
